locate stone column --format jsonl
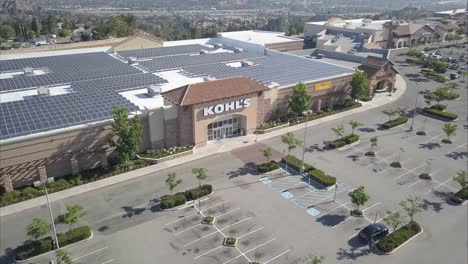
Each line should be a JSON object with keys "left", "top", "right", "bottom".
{"left": 317, "top": 99, "right": 322, "bottom": 111}
{"left": 38, "top": 166, "right": 47, "bottom": 182}
{"left": 2, "top": 174, "right": 13, "bottom": 192}
{"left": 100, "top": 152, "right": 109, "bottom": 168}
{"left": 70, "top": 158, "right": 79, "bottom": 175}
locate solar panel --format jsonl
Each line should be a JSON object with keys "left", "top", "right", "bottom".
{"left": 117, "top": 44, "right": 215, "bottom": 59}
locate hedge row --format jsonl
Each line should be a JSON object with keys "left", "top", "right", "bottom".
{"left": 430, "top": 104, "right": 447, "bottom": 111}
{"left": 281, "top": 155, "right": 315, "bottom": 173}
{"left": 308, "top": 169, "right": 337, "bottom": 187}
{"left": 423, "top": 108, "right": 458, "bottom": 121}
{"left": 258, "top": 161, "right": 280, "bottom": 173}
{"left": 328, "top": 134, "right": 360, "bottom": 149}
{"left": 160, "top": 185, "right": 213, "bottom": 209}
{"left": 450, "top": 187, "right": 468, "bottom": 204}
{"left": 381, "top": 117, "right": 408, "bottom": 129}
{"left": 16, "top": 226, "right": 91, "bottom": 261}
{"left": 376, "top": 221, "right": 421, "bottom": 253}
{"left": 405, "top": 58, "right": 423, "bottom": 65}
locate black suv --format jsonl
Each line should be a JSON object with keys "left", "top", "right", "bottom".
{"left": 358, "top": 223, "right": 389, "bottom": 242}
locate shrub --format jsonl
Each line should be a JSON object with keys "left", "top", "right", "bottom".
{"left": 160, "top": 192, "right": 187, "bottom": 209}
{"left": 381, "top": 117, "right": 408, "bottom": 129}
{"left": 350, "top": 209, "right": 363, "bottom": 216}
{"left": 257, "top": 120, "right": 288, "bottom": 130}
{"left": 344, "top": 134, "right": 359, "bottom": 144}
{"left": 450, "top": 187, "right": 468, "bottom": 204}
{"left": 308, "top": 170, "right": 337, "bottom": 187}
{"left": 281, "top": 155, "right": 315, "bottom": 173}
{"left": 21, "top": 187, "right": 41, "bottom": 199}
{"left": 423, "top": 108, "right": 458, "bottom": 121}
{"left": 0, "top": 190, "right": 21, "bottom": 206}
{"left": 185, "top": 185, "right": 212, "bottom": 201}
{"left": 430, "top": 104, "right": 447, "bottom": 111}
{"left": 376, "top": 221, "right": 421, "bottom": 253}
{"left": 258, "top": 161, "right": 280, "bottom": 173}
{"left": 358, "top": 95, "right": 372, "bottom": 101}
{"left": 390, "top": 161, "right": 402, "bottom": 168}
{"left": 46, "top": 179, "right": 71, "bottom": 192}
{"left": 329, "top": 134, "right": 359, "bottom": 149}
{"left": 225, "top": 237, "right": 237, "bottom": 246}
{"left": 421, "top": 69, "right": 447, "bottom": 82}
{"left": 15, "top": 237, "right": 53, "bottom": 261}
{"left": 405, "top": 58, "right": 423, "bottom": 65}
{"left": 419, "top": 173, "right": 432, "bottom": 180}
{"left": 57, "top": 226, "right": 91, "bottom": 246}
{"left": 141, "top": 144, "right": 194, "bottom": 159}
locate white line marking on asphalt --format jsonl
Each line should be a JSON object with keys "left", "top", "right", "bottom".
{"left": 425, "top": 178, "right": 457, "bottom": 194}
{"left": 366, "top": 153, "right": 398, "bottom": 167}
{"left": 282, "top": 181, "right": 308, "bottom": 192}
{"left": 263, "top": 249, "right": 292, "bottom": 264}
{"left": 362, "top": 202, "right": 381, "bottom": 212}
{"left": 183, "top": 217, "right": 252, "bottom": 247}
{"left": 216, "top": 208, "right": 241, "bottom": 219}
{"left": 348, "top": 229, "right": 363, "bottom": 240}
{"left": 376, "top": 210, "right": 395, "bottom": 223}
{"left": 393, "top": 163, "right": 426, "bottom": 180}
{"left": 407, "top": 170, "right": 441, "bottom": 188}
{"left": 193, "top": 245, "right": 223, "bottom": 260}
{"left": 332, "top": 216, "right": 353, "bottom": 229}
{"left": 235, "top": 247, "right": 251, "bottom": 263}
{"left": 174, "top": 223, "right": 202, "bottom": 235}
{"left": 165, "top": 200, "right": 230, "bottom": 226}
{"left": 223, "top": 238, "right": 277, "bottom": 264}
{"left": 422, "top": 133, "right": 444, "bottom": 143}
{"left": 100, "top": 259, "right": 115, "bottom": 264}
{"left": 447, "top": 143, "right": 467, "bottom": 153}
{"left": 321, "top": 202, "right": 350, "bottom": 216}
{"left": 72, "top": 247, "right": 107, "bottom": 261}
{"left": 238, "top": 227, "right": 264, "bottom": 239}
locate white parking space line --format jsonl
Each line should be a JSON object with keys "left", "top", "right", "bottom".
{"left": 321, "top": 202, "right": 351, "bottom": 216}
{"left": 263, "top": 249, "right": 292, "bottom": 264}
{"left": 331, "top": 216, "right": 353, "bottom": 229}
{"left": 235, "top": 247, "right": 251, "bottom": 263}
{"left": 72, "top": 247, "right": 107, "bottom": 261}
{"left": 223, "top": 238, "right": 277, "bottom": 264}
{"left": 193, "top": 245, "right": 223, "bottom": 260}
{"left": 165, "top": 200, "right": 230, "bottom": 226}
{"left": 100, "top": 259, "right": 115, "bottom": 264}
{"left": 393, "top": 163, "right": 426, "bottom": 180}
{"left": 238, "top": 227, "right": 264, "bottom": 239}
{"left": 366, "top": 153, "right": 399, "bottom": 167}
{"left": 215, "top": 208, "right": 241, "bottom": 218}
{"left": 447, "top": 143, "right": 467, "bottom": 153}
{"left": 183, "top": 217, "right": 252, "bottom": 247}
{"left": 422, "top": 133, "right": 445, "bottom": 143}
{"left": 425, "top": 178, "right": 458, "bottom": 194}
{"left": 407, "top": 170, "right": 441, "bottom": 188}
{"left": 362, "top": 202, "right": 381, "bottom": 212}
{"left": 174, "top": 223, "right": 202, "bottom": 235}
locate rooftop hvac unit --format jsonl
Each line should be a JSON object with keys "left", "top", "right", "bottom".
{"left": 147, "top": 85, "right": 162, "bottom": 97}
{"left": 234, "top": 47, "right": 243, "bottom": 53}
{"left": 203, "top": 76, "right": 216, "bottom": 81}
{"left": 214, "top": 43, "right": 223, "bottom": 49}
{"left": 241, "top": 60, "right": 254, "bottom": 67}
{"left": 128, "top": 57, "right": 138, "bottom": 65}
{"left": 37, "top": 86, "right": 50, "bottom": 96}
{"left": 23, "top": 67, "right": 34, "bottom": 76}
{"left": 200, "top": 50, "right": 208, "bottom": 55}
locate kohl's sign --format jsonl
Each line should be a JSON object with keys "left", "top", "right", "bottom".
{"left": 203, "top": 98, "right": 251, "bottom": 116}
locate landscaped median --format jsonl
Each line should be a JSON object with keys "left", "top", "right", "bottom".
{"left": 281, "top": 155, "right": 336, "bottom": 188}
{"left": 422, "top": 107, "right": 458, "bottom": 121}
{"left": 160, "top": 184, "right": 213, "bottom": 209}
{"left": 138, "top": 144, "right": 194, "bottom": 164}
{"left": 450, "top": 187, "right": 468, "bottom": 205}
{"left": 376, "top": 221, "right": 422, "bottom": 254}
{"left": 328, "top": 134, "right": 360, "bottom": 149}
{"left": 257, "top": 161, "right": 280, "bottom": 173}
{"left": 381, "top": 117, "right": 408, "bottom": 129}
{"left": 15, "top": 226, "right": 92, "bottom": 261}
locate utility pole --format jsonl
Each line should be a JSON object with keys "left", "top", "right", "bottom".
{"left": 300, "top": 110, "right": 312, "bottom": 174}
{"left": 42, "top": 180, "right": 60, "bottom": 249}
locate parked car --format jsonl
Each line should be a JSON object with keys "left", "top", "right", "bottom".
{"left": 450, "top": 73, "right": 460, "bottom": 79}
{"left": 358, "top": 223, "right": 389, "bottom": 242}
{"left": 449, "top": 64, "right": 459, "bottom": 70}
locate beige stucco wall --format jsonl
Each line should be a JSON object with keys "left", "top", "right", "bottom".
{"left": 191, "top": 93, "right": 261, "bottom": 146}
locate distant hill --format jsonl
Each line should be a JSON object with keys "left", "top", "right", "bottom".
{"left": 0, "top": 0, "right": 32, "bottom": 11}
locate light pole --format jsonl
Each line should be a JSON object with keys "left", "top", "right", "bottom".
{"left": 41, "top": 179, "right": 60, "bottom": 250}
{"left": 409, "top": 82, "right": 422, "bottom": 131}
{"left": 300, "top": 110, "right": 313, "bottom": 174}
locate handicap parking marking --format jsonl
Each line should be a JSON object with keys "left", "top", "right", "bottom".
{"left": 281, "top": 191, "right": 294, "bottom": 199}
{"left": 306, "top": 208, "right": 320, "bottom": 216}
{"left": 260, "top": 177, "right": 272, "bottom": 184}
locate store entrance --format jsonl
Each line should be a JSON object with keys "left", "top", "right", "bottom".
{"left": 207, "top": 116, "right": 241, "bottom": 141}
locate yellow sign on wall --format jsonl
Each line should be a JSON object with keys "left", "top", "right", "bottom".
{"left": 315, "top": 81, "right": 332, "bottom": 91}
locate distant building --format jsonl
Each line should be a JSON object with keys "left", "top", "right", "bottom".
{"left": 358, "top": 56, "right": 398, "bottom": 96}
{"left": 217, "top": 30, "right": 304, "bottom": 52}
{"left": 385, "top": 23, "right": 440, "bottom": 48}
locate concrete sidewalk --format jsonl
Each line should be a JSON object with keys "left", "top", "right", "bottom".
{"left": 0, "top": 75, "right": 408, "bottom": 217}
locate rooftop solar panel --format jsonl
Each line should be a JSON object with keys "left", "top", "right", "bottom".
{"left": 117, "top": 44, "right": 215, "bottom": 59}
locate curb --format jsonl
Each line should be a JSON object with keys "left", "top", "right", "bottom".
{"left": 376, "top": 226, "right": 424, "bottom": 255}
{"left": 15, "top": 230, "right": 94, "bottom": 263}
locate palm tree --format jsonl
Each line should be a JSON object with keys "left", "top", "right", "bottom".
{"left": 331, "top": 125, "right": 345, "bottom": 140}
{"left": 442, "top": 123, "right": 457, "bottom": 143}
{"left": 349, "top": 120, "right": 364, "bottom": 135}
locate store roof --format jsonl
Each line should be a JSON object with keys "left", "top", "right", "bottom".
{"left": 217, "top": 30, "right": 302, "bottom": 45}
{"left": 161, "top": 77, "right": 267, "bottom": 106}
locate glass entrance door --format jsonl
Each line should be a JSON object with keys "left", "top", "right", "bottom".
{"left": 207, "top": 117, "right": 241, "bottom": 141}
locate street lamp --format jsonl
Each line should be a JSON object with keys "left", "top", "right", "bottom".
{"left": 40, "top": 177, "right": 60, "bottom": 250}
{"left": 409, "top": 82, "right": 422, "bottom": 132}
{"left": 300, "top": 110, "right": 313, "bottom": 173}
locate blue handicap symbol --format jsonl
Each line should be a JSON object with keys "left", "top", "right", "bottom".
{"left": 306, "top": 208, "right": 320, "bottom": 216}
{"left": 281, "top": 191, "right": 294, "bottom": 199}
{"left": 260, "top": 178, "right": 272, "bottom": 184}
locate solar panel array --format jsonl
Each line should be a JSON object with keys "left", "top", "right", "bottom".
{"left": 0, "top": 52, "right": 166, "bottom": 140}
{"left": 117, "top": 44, "right": 215, "bottom": 59}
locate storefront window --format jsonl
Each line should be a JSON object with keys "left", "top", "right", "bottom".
{"left": 207, "top": 116, "right": 242, "bottom": 141}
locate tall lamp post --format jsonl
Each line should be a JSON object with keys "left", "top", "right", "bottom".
{"left": 409, "top": 82, "right": 422, "bottom": 131}
{"left": 300, "top": 110, "right": 313, "bottom": 173}
{"left": 40, "top": 176, "right": 60, "bottom": 250}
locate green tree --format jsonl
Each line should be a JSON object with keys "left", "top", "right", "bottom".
{"left": 399, "top": 196, "right": 423, "bottom": 223}
{"left": 281, "top": 132, "right": 303, "bottom": 155}
{"left": 351, "top": 70, "right": 369, "bottom": 100}
{"left": 288, "top": 82, "right": 310, "bottom": 117}
{"left": 453, "top": 170, "right": 467, "bottom": 189}
{"left": 26, "top": 218, "right": 51, "bottom": 241}
{"left": 369, "top": 136, "right": 378, "bottom": 153}
{"left": 395, "top": 107, "right": 408, "bottom": 118}
{"left": 56, "top": 249, "right": 73, "bottom": 264}
{"left": 331, "top": 125, "right": 345, "bottom": 140}
{"left": 62, "top": 18, "right": 73, "bottom": 30}
{"left": 349, "top": 120, "right": 364, "bottom": 135}
{"left": 56, "top": 204, "right": 87, "bottom": 231}
{"left": 31, "top": 17, "right": 39, "bottom": 34}
{"left": 348, "top": 186, "right": 370, "bottom": 212}
{"left": 46, "top": 15, "right": 58, "bottom": 33}
{"left": 110, "top": 15, "right": 129, "bottom": 37}
{"left": 0, "top": 25, "right": 16, "bottom": 39}
{"left": 442, "top": 123, "right": 457, "bottom": 141}
{"left": 110, "top": 106, "right": 143, "bottom": 163}
{"left": 58, "top": 29, "right": 71, "bottom": 37}
{"left": 192, "top": 168, "right": 208, "bottom": 187}
{"left": 382, "top": 109, "right": 396, "bottom": 121}
{"left": 262, "top": 147, "right": 272, "bottom": 163}
{"left": 383, "top": 210, "right": 406, "bottom": 232}
{"left": 166, "top": 172, "right": 182, "bottom": 195}
{"left": 300, "top": 255, "right": 325, "bottom": 264}
{"left": 289, "top": 26, "right": 297, "bottom": 36}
